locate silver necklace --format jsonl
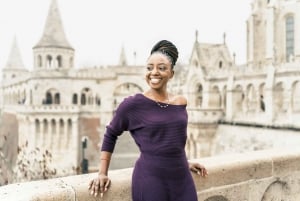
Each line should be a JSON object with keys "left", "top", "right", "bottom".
{"left": 153, "top": 93, "right": 170, "bottom": 108}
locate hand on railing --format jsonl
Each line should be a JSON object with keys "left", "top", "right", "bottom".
{"left": 189, "top": 162, "right": 208, "bottom": 177}
{"left": 88, "top": 173, "right": 111, "bottom": 198}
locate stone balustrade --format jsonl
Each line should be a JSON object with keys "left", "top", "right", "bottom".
{"left": 1, "top": 148, "right": 300, "bottom": 201}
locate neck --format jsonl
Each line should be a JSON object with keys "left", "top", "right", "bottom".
{"left": 147, "top": 89, "right": 169, "bottom": 103}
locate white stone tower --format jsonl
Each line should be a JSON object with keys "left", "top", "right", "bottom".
{"left": 33, "top": 0, "right": 74, "bottom": 70}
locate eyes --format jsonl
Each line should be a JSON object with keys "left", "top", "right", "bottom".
{"left": 146, "top": 65, "right": 169, "bottom": 72}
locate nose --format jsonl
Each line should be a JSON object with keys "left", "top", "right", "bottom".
{"left": 151, "top": 67, "right": 159, "bottom": 75}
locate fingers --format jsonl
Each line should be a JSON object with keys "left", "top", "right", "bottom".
{"left": 191, "top": 163, "right": 208, "bottom": 177}
{"left": 89, "top": 178, "right": 111, "bottom": 198}
{"left": 104, "top": 179, "right": 111, "bottom": 192}
{"left": 197, "top": 166, "right": 208, "bottom": 177}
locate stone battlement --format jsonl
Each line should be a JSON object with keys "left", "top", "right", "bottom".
{"left": 1, "top": 148, "right": 300, "bottom": 201}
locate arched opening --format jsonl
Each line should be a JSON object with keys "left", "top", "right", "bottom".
{"left": 46, "top": 92, "right": 52, "bottom": 104}
{"left": 246, "top": 84, "right": 257, "bottom": 112}
{"left": 259, "top": 83, "right": 266, "bottom": 112}
{"left": 56, "top": 55, "right": 62, "bottom": 68}
{"left": 194, "top": 84, "right": 203, "bottom": 107}
{"left": 54, "top": 93, "right": 60, "bottom": 104}
{"left": 274, "top": 82, "right": 284, "bottom": 113}
{"left": 72, "top": 94, "right": 78, "bottom": 104}
{"left": 234, "top": 85, "right": 244, "bottom": 114}
{"left": 113, "top": 83, "right": 143, "bottom": 107}
{"left": 292, "top": 81, "right": 300, "bottom": 112}
{"left": 219, "top": 61, "right": 223, "bottom": 69}
{"left": 46, "top": 55, "right": 53, "bottom": 68}
{"left": 285, "top": 16, "right": 294, "bottom": 62}
{"left": 81, "top": 94, "right": 86, "bottom": 105}
{"left": 35, "top": 119, "right": 40, "bottom": 142}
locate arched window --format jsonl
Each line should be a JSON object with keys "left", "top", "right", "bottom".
{"left": 219, "top": 61, "right": 223, "bottom": 69}
{"left": 46, "top": 92, "right": 52, "bottom": 104}
{"left": 35, "top": 119, "right": 40, "bottom": 135}
{"left": 47, "top": 55, "right": 53, "bottom": 68}
{"left": 286, "top": 16, "right": 294, "bottom": 62}
{"left": 81, "top": 94, "right": 86, "bottom": 105}
{"left": 72, "top": 94, "right": 78, "bottom": 104}
{"left": 197, "top": 84, "right": 203, "bottom": 107}
{"left": 57, "top": 55, "right": 62, "bottom": 68}
{"left": 54, "top": 93, "right": 60, "bottom": 104}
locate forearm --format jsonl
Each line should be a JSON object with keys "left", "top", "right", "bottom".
{"left": 99, "top": 151, "right": 112, "bottom": 176}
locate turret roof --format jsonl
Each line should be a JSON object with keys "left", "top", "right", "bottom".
{"left": 4, "top": 37, "right": 25, "bottom": 69}
{"left": 33, "top": 0, "right": 73, "bottom": 50}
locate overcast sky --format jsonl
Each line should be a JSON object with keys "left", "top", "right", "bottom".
{"left": 0, "top": 0, "right": 253, "bottom": 69}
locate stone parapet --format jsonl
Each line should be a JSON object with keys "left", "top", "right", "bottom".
{"left": 1, "top": 148, "right": 300, "bottom": 201}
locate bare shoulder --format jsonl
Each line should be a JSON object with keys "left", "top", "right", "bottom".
{"left": 170, "top": 94, "right": 187, "bottom": 105}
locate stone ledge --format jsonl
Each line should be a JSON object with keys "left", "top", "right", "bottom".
{"left": 1, "top": 148, "right": 300, "bottom": 201}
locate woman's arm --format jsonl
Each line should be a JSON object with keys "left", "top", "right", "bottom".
{"left": 88, "top": 151, "right": 112, "bottom": 197}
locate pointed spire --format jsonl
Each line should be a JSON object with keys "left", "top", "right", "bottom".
{"left": 5, "top": 36, "right": 25, "bottom": 69}
{"left": 223, "top": 32, "right": 226, "bottom": 44}
{"left": 195, "top": 30, "right": 199, "bottom": 42}
{"left": 119, "top": 45, "right": 127, "bottom": 66}
{"left": 34, "top": 0, "right": 73, "bottom": 50}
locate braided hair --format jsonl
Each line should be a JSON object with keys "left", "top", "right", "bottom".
{"left": 150, "top": 40, "right": 178, "bottom": 67}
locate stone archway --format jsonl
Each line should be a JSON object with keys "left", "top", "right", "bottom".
{"left": 261, "top": 181, "right": 290, "bottom": 201}
{"left": 291, "top": 81, "right": 300, "bottom": 112}
{"left": 113, "top": 82, "right": 143, "bottom": 108}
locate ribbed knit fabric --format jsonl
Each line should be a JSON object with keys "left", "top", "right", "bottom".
{"left": 101, "top": 93, "right": 198, "bottom": 201}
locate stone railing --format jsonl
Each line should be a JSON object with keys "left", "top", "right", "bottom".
{"left": 1, "top": 148, "right": 300, "bottom": 201}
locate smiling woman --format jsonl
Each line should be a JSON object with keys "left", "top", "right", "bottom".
{"left": 88, "top": 40, "right": 208, "bottom": 201}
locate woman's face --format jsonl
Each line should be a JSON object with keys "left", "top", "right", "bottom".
{"left": 145, "top": 52, "right": 174, "bottom": 90}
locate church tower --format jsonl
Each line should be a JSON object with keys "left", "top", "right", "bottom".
{"left": 33, "top": 0, "right": 74, "bottom": 70}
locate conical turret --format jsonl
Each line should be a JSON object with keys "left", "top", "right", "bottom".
{"left": 5, "top": 36, "right": 25, "bottom": 70}
{"left": 2, "top": 37, "right": 28, "bottom": 81}
{"left": 33, "top": 0, "right": 75, "bottom": 70}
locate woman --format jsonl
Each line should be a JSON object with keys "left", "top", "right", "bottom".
{"left": 89, "top": 40, "right": 208, "bottom": 201}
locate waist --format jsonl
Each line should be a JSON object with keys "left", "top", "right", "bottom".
{"left": 139, "top": 152, "right": 188, "bottom": 167}
{"left": 136, "top": 153, "right": 190, "bottom": 179}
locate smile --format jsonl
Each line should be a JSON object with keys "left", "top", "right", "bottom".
{"left": 150, "top": 78, "right": 162, "bottom": 84}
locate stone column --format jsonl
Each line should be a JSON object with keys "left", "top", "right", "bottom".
{"left": 226, "top": 76, "right": 234, "bottom": 121}
{"left": 72, "top": 118, "right": 79, "bottom": 168}
{"left": 64, "top": 119, "right": 69, "bottom": 149}
{"left": 30, "top": 118, "right": 36, "bottom": 149}
{"left": 202, "top": 83, "right": 210, "bottom": 109}
{"left": 40, "top": 121, "right": 44, "bottom": 148}
{"left": 265, "top": 6, "right": 275, "bottom": 64}
{"left": 265, "top": 65, "right": 275, "bottom": 123}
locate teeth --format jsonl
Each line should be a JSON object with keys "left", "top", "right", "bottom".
{"left": 150, "top": 78, "right": 160, "bottom": 84}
